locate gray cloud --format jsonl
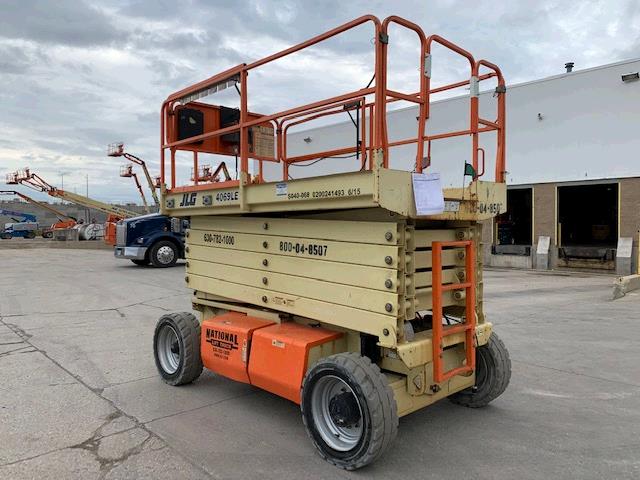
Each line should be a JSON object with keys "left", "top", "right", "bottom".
{"left": 1, "top": 0, "right": 639, "bottom": 203}
{"left": 0, "top": 0, "right": 120, "bottom": 46}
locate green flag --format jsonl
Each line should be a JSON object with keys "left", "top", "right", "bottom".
{"left": 464, "top": 162, "right": 476, "bottom": 177}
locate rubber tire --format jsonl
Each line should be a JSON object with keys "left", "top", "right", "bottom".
{"left": 301, "top": 352, "right": 398, "bottom": 470}
{"left": 131, "top": 259, "right": 150, "bottom": 266}
{"left": 449, "top": 332, "right": 511, "bottom": 408}
{"left": 0, "top": 233, "right": 10, "bottom": 239}
{"left": 24, "top": 231, "right": 36, "bottom": 239}
{"left": 42, "top": 231, "right": 53, "bottom": 239}
{"left": 153, "top": 312, "right": 203, "bottom": 386}
{"left": 149, "top": 240, "right": 178, "bottom": 268}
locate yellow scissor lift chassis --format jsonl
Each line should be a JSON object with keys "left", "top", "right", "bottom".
{"left": 155, "top": 162, "right": 510, "bottom": 468}
{"left": 152, "top": 15, "right": 511, "bottom": 470}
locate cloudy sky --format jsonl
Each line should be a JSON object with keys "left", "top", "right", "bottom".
{"left": 1, "top": 0, "right": 639, "bottom": 203}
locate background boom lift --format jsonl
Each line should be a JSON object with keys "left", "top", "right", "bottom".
{"left": 0, "top": 208, "right": 36, "bottom": 223}
{"left": 0, "top": 190, "right": 77, "bottom": 232}
{"left": 108, "top": 143, "right": 160, "bottom": 208}
{"left": 6, "top": 168, "right": 138, "bottom": 244}
{"left": 119, "top": 164, "right": 150, "bottom": 213}
{"left": 0, "top": 207, "right": 37, "bottom": 239}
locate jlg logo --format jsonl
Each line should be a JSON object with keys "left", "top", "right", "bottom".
{"left": 179, "top": 192, "right": 197, "bottom": 206}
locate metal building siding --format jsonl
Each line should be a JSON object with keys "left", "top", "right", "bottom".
{"left": 263, "top": 59, "right": 640, "bottom": 187}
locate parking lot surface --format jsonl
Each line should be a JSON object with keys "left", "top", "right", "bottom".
{"left": 1, "top": 249, "right": 639, "bottom": 479}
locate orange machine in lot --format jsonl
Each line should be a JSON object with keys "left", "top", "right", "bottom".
{"left": 6, "top": 168, "right": 138, "bottom": 245}
{"left": 0, "top": 190, "right": 77, "bottom": 235}
{"left": 151, "top": 14, "right": 511, "bottom": 471}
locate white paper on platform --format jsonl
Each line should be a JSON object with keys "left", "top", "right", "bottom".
{"left": 412, "top": 173, "right": 445, "bottom": 215}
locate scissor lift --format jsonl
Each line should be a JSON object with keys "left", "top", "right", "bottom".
{"left": 151, "top": 15, "right": 511, "bottom": 470}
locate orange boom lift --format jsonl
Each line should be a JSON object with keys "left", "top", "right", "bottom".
{"left": 119, "top": 164, "right": 150, "bottom": 213}
{"left": 0, "top": 189, "right": 77, "bottom": 236}
{"left": 6, "top": 168, "right": 138, "bottom": 244}
{"left": 108, "top": 142, "right": 160, "bottom": 208}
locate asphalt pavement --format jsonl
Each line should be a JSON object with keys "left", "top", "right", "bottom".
{"left": 1, "top": 249, "right": 638, "bottom": 479}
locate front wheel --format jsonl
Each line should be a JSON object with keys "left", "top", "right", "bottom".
{"left": 449, "top": 332, "right": 511, "bottom": 408}
{"left": 301, "top": 353, "right": 398, "bottom": 470}
{"left": 153, "top": 312, "right": 203, "bottom": 386}
{"left": 150, "top": 240, "right": 178, "bottom": 268}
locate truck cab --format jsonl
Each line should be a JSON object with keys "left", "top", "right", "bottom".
{"left": 114, "top": 213, "right": 186, "bottom": 267}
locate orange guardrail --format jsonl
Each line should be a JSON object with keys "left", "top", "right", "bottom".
{"left": 160, "top": 15, "right": 506, "bottom": 190}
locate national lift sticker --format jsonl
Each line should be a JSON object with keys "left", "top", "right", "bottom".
{"left": 205, "top": 328, "right": 238, "bottom": 360}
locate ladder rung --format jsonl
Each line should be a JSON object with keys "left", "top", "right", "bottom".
{"left": 440, "top": 323, "right": 472, "bottom": 337}
{"left": 442, "top": 282, "right": 472, "bottom": 291}
{"left": 440, "top": 365, "right": 473, "bottom": 381}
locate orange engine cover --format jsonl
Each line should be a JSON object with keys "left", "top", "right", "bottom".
{"left": 248, "top": 323, "right": 342, "bottom": 404}
{"left": 200, "top": 313, "right": 275, "bottom": 383}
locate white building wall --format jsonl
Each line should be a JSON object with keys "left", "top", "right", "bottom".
{"left": 261, "top": 59, "right": 640, "bottom": 187}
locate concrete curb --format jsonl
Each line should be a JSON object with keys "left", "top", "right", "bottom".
{"left": 612, "top": 274, "right": 640, "bottom": 300}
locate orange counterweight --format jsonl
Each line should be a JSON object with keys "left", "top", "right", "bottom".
{"left": 248, "top": 323, "right": 343, "bottom": 404}
{"left": 200, "top": 312, "right": 275, "bottom": 383}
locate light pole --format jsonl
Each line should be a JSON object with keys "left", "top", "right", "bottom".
{"left": 85, "top": 174, "right": 90, "bottom": 223}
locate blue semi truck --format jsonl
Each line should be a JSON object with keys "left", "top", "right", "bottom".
{"left": 114, "top": 213, "right": 187, "bottom": 267}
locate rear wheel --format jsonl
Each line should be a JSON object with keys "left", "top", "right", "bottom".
{"left": 24, "top": 231, "right": 36, "bottom": 239}
{"left": 131, "top": 259, "right": 150, "bottom": 266}
{"left": 153, "top": 312, "right": 203, "bottom": 386}
{"left": 301, "top": 353, "right": 398, "bottom": 470}
{"left": 449, "top": 332, "right": 511, "bottom": 408}
{"left": 150, "top": 240, "right": 178, "bottom": 268}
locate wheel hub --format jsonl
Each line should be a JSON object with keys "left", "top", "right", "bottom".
{"left": 157, "top": 245, "right": 175, "bottom": 264}
{"left": 156, "top": 324, "right": 181, "bottom": 374}
{"left": 310, "top": 375, "right": 364, "bottom": 451}
{"left": 328, "top": 391, "right": 361, "bottom": 428}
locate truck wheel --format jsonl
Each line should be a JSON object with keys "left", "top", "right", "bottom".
{"left": 150, "top": 240, "right": 178, "bottom": 268}
{"left": 131, "top": 259, "right": 150, "bottom": 266}
{"left": 153, "top": 312, "right": 203, "bottom": 386}
{"left": 449, "top": 332, "right": 511, "bottom": 408}
{"left": 0, "top": 233, "right": 10, "bottom": 239}
{"left": 301, "top": 352, "right": 398, "bottom": 470}
{"left": 42, "top": 231, "right": 53, "bottom": 239}
{"left": 25, "top": 231, "right": 36, "bottom": 239}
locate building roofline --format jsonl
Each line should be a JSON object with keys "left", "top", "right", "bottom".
{"left": 509, "top": 175, "right": 640, "bottom": 187}
{"left": 412, "top": 56, "right": 640, "bottom": 108}
{"left": 498, "top": 56, "right": 640, "bottom": 92}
